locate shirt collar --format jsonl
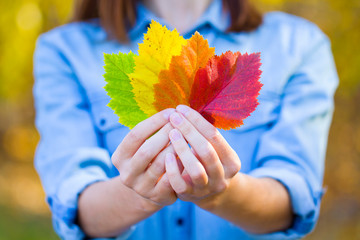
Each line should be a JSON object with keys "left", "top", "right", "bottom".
{"left": 192, "top": 0, "right": 229, "bottom": 33}
{"left": 128, "top": 0, "right": 230, "bottom": 40}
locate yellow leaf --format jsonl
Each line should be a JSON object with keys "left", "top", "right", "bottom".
{"left": 129, "top": 20, "right": 187, "bottom": 116}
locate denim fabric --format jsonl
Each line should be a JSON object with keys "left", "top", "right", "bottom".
{"left": 33, "top": 0, "right": 338, "bottom": 239}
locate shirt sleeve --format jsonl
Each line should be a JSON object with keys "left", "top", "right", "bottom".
{"left": 247, "top": 27, "right": 338, "bottom": 239}
{"left": 33, "top": 33, "right": 132, "bottom": 240}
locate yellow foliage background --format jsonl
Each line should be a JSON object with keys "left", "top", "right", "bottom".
{"left": 0, "top": 0, "right": 359, "bottom": 239}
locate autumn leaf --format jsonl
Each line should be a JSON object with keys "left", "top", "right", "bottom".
{"left": 104, "top": 52, "right": 148, "bottom": 129}
{"left": 153, "top": 32, "right": 215, "bottom": 112}
{"left": 129, "top": 20, "right": 187, "bottom": 116}
{"left": 104, "top": 21, "right": 263, "bottom": 130}
{"left": 189, "top": 51, "right": 263, "bottom": 130}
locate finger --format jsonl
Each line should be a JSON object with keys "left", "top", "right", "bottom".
{"left": 140, "top": 144, "right": 175, "bottom": 189}
{"left": 176, "top": 105, "right": 241, "bottom": 178}
{"left": 113, "top": 108, "right": 175, "bottom": 164}
{"left": 169, "top": 129, "right": 208, "bottom": 187}
{"left": 129, "top": 123, "right": 173, "bottom": 177}
{"left": 154, "top": 174, "right": 175, "bottom": 200}
{"left": 118, "top": 123, "right": 173, "bottom": 187}
{"left": 169, "top": 112, "right": 224, "bottom": 181}
{"left": 165, "top": 152, "right": 189, "bottom": 195}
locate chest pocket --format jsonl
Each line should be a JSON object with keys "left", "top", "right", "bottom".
{"left": 89, "top": 91, "right": 135, "bottom": 156}
{"left": 89, "top": 92, "right": 122, "bottom": 133}
{"left": 231, "top": 90, "right": 281, "bottom": 133}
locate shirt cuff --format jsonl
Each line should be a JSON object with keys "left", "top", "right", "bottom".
{"left": 47, "top": 149, "right": 135, "bottom": 240}
{"left": 247, "top": 166, "right": 324, "bottom": 240}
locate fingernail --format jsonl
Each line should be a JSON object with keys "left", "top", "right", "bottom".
{"left": 169, "top": 129, "right": 181, "bottom": 141}
{"left": 170, "top": 112, "right": 183, "bottom": 125}
{"left": 176, "top": 105, "right": 190, "bottom": 116}
{"left": 163, "top": 108, "right": 176, "bottom": 120}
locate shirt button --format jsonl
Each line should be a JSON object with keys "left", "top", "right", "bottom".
{"left": 176, "top": 218, "right": 184, "bottom": 226}
{"left": 99, "top": 118, "right": 106, "bottom": 126}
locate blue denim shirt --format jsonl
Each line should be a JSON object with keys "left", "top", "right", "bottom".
{"left": 33, "top": 0, "right": 338, "bottom": 239}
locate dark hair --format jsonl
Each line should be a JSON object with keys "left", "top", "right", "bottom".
{"left": 72, "top": 0, "right": 262, "bottom": 42}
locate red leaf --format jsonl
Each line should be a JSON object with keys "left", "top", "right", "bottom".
{"left": 189, "top": 51, "right": 263, "bottom": 130}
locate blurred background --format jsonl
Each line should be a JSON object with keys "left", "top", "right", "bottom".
{"left": 0, "top": 0, "right": 359, "bottom": 239}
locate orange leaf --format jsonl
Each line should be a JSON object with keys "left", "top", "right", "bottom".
{"left": 153, "top": 32, "right": 215, "bottom": 111}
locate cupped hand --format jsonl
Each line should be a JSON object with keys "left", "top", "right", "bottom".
{"left": 165, "top": 105, "right": 241, "bottom": 208}
{"left": 111, "top": 109, "right": 178, "bottom": 209}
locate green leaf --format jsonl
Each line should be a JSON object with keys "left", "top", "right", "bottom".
{"left": 104, "top": 52, "right": 148, "bottom": 129}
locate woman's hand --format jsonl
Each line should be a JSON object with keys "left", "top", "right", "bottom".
{"left": 111, "top": 109, "right": 178, "bottom": 210}
{"left": 165, "top": 105, "right": 241, "bottom": 209}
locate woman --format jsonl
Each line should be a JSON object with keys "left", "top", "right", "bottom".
{"left": 33, "top": 0, "right": 338, "bottom": 239}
